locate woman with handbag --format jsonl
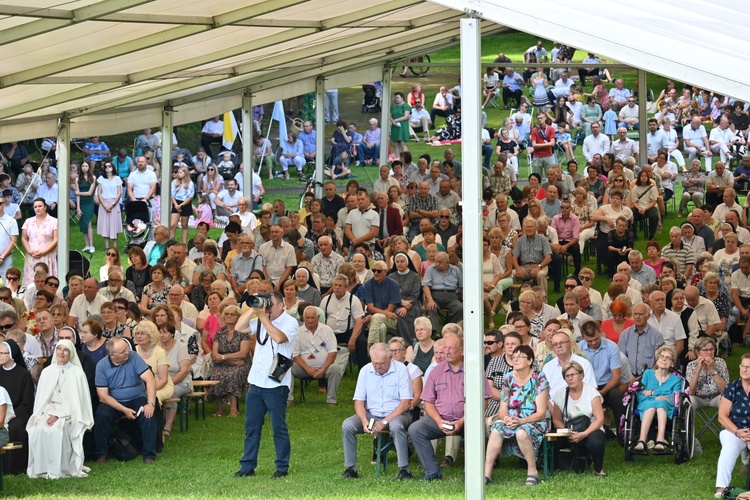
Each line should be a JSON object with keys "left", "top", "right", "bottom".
{"left": 551, "top": 361, "right": 607, "bottom": 476}
{"left": 484, "top": 345, "right": 549, "bottom": 486}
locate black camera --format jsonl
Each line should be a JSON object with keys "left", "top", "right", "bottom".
{"left": 246, "top": 292, "right": 273, "bottom": 309}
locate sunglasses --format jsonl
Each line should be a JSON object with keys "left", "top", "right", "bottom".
{"left": 0, "top": 323, "right": 14, "bottom": 330}
{"left": 208, "top": 168, "right": 215, "bottom": 171}
{"left": 439, "top": 215, "right": 451, "bottom": 219}
{"left": 578, "top": 276, "right": 591, "bottom": 282}
{"left": 6, "top": 276, "right": 18, "bottom": 281}
{"left": 372, "top": 269, "right": 386, "bottom": 274}
{"left": 564, "top": 284, "right": 576, "bottom": 289}
{"left": 106, "top": 252, "right": 117, "bottom": 257}
{"left": 483, "top": 341, "right": 497, "bottom": 346}
{"left": 47, "top": 282, "right": 60, "bottom": 288}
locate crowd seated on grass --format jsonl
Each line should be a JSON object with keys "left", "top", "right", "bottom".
{"left": 7, "top": 43, "right": 750, "bottom": 491}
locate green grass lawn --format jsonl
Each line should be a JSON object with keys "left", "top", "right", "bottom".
{"left": 5, "top": 30, "right": 739, "bottom": 499}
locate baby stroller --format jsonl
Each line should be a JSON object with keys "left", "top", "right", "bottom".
{"left": 124, "top": 200, "right": 153, "bottom": 251}
{"left": 216, "top": 149, "right": 239, "bottom": 181}
{"left": 171, "top": 148, "right": 194, "bottom": 167}
{"left": 362, "top": 82, "right": 382, "bottom": 113}
{"left": 622, "top": 375, "right": 694, "bottom": 464}
{"left": 69, "top": 250, "right": 91, "bottom": 279}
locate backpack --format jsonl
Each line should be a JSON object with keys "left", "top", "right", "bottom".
{"left": 108, "top": 430, "right": 139, "bottom": 462}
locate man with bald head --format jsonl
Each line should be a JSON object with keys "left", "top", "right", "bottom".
{"left": 435, "top": 180, "right": 460, "bottom": 212}
{"left": 648, "top": 290, "right": 686, "bottom": 357}
{"left": 311, "top": 236, "right": 345, "bottom": 293}
{"left": 167, "top": 284, "right": 198, "bottom": 326}
{"left": 68, "top": 277, "right": 108, "bottom": 326}
{"left": 684, "top": 285, "right": 722, "bottom": 361}
{"left": 616, "top": 262, "right": 642, "bottom": 292}
{"left": 99, "top": 269, "right": 136, "bottom": 302}
{"left": 690, "top": 208, "right": 715, "bottom": 251}
{"left": 95, "top": 338, "right": 158, "bottom": 464}
{"left": 618, "top": 303, "right": 665, "bottom": 377}
{"left": 422, "top": 252, "right": 463, "bottom": 328}
{"left": 602, "top": 273, "right": 642, "bottom": 311}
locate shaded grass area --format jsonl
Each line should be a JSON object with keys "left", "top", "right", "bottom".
{"left": 4, "top": 351, "right": 744, "bottom": 499}
{"left": 5, "top": 30, "right": 737, "bottom": 499}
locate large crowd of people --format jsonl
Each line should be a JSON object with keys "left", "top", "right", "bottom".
{"left": 3, "top": 40, "right": 750, "bottom": 494}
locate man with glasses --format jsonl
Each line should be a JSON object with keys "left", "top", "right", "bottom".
{"left": 67, "top": 278, "right": 107, "bottom": 327}
{"left": 0, "top": 287, "right": 23, "bottom": 318}
{"left": 408, "top": 98, "right": 432, "bottom": 142}
{"left": 34, "top": 309, "right": 58, "bottom": 360}
{"left": 340, "top": 342, "right": 414, "bottom": 481}
{"left": 542, "top": 329, "right": 597, "bottom": 394}
{"left": 579, "top": 320, "right": 624, "bottom": 429}
{"left": 557, "top": 291, "right": 594, "bottom": 341}
{"left": 617, "top": 96, "right": 640, "bottom": 130}
{"left": 0, "top": 310, "right": 41, "bottom": 360}
{"left": 422, "top": 252, "right": 463, "bottom": 328}
{"left": 166, "top": 285, "right": 198, "bottom": 326}
{"left": 363, "top": 261, "right": 401, "bottom": 349}
{"left": 230, "top": 236, "right": 263, "bottom": 297}
{"left": 484, "top": 330, "right": 509, "bottom": 424}
{"left": 289, "top": 305, "right": 340, "bottom": 406}
{"left": 551, "top": 199, "right": 581, "bottom": 276}
{"left": 235, "top": 291, "right": 298, "bottom": 479}
{"left": 95, "top": 338, "right": 158, "bottom": 464}
{"left": 410, "top": 334, "right": 492, "bottom": 481}
{"left": 575, "top": 286, "right": 602, "bottom": 322}
{"left": 618, "top": 303, "right": 665, "bottom": 377}
{"left": 23, "top": 269, "right": 48, "bottom": 311}
{"left": 99, "top": 269, "right": 136, "bottom": 303}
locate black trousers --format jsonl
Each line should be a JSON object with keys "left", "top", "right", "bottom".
{"left": 336, "top": 328, "right": 368, "bottom": 370}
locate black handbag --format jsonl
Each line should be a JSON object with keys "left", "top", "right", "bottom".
{"left": 563, "top": 388, "right": 591, "bottom": 432}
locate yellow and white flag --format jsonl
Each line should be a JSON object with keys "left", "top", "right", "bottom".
{"left": 222, "top": 111, "right": 238, "bottom": 150}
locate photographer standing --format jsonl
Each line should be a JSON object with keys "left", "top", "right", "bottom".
{"left": 234, "top": 291, "right": 299, "bottom": 478}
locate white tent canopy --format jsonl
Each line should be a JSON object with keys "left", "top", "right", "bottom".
{"left": 0, "top": 0, "right": 506, "bottom": 142}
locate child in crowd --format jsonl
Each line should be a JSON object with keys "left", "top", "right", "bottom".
{"left": 603, "top": 102, "right": 618, "bottom": 139}
{"left": 217, "top": 152, "right": 235, "bottom": 180}
{"left": 325, "top": 152, "right": 351, "bottom": 180}
{"left": 555, "top": 123, "right": 574, "bottom": 161}
{"left": 191, "top": 193, "right": 215, "bottom": 228}
{"left": 3, "top": 190, "right": 20, "bottom": 220}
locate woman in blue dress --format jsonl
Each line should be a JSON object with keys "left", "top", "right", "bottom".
{"left": 633, "top": 345, "right": 682, "bottom": 453}
{"left": 484, "top": 344, "right": 549, "bottom": 486}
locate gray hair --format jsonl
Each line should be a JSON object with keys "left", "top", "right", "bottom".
{"left": 414, "top": 316, "right": 432, "bottom": 330}
{"left": 369, "top": 342, "right": 391, "bottom": 359}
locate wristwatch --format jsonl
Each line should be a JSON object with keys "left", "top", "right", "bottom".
{"left": 147, "top": 402, "right": 155, "bottom": 407}
{"left": 382, "top": 419, "right": 389, "bottom": 426}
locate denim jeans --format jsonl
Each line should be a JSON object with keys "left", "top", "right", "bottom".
{"left": 239, "top": 385, "right": 291, "bottom": 473}
{"left": 94, "top": 395, "right": 156, "bottom": 460}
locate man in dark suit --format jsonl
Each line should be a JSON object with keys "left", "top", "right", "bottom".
{"left": 374, "top": 192, "right": 403, "bottom": 253}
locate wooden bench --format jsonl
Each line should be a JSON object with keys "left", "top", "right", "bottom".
{"left": 0, "top": 443, "right": 23, "bottom": 491}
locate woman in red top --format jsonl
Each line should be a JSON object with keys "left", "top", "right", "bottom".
{"left": 601, "top": 299, "right": 634, "bottom": 344}
{"left": 643, "top": 240, "right": 665, "bottom": 277}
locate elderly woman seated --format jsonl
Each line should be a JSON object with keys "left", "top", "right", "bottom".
{"left": 551, "top": 361, "right": 607, "bottom": 475}
{"left": 484, "top": 345, "right": 549, "bottom": 486}
{"left": 632, "top": 346, "right": 681, "bottom": 454}
{"left": 717, "top": 352, "right": 750, "bottom": 497}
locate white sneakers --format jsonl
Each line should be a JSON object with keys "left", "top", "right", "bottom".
{"left": 82, "top": 246, "right": 94, "bottom": 254}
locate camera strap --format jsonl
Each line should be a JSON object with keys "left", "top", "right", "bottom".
{"left": 256, "top": 317, "right": 270, "bottom": 346}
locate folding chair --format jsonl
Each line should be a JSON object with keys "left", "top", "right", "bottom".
{"left": 487, "top": 89, "right": 500, "bottom": 109}
{"left": 694, "top": 407, "right": 720, "bottom": 440}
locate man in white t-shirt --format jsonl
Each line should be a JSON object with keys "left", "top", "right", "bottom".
{"left": 215, "top": 178, "right": 244, "bottom": 217}
{"left": 583, "top": 123, "right": 610, "bottom": 162}
{"left": 409, "top": 100, "right": 432, "bottom": 140}
{"left": 127, "top": 156, "right": 157, "bottom": 202}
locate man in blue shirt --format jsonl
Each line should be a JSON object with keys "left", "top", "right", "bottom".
{"left": 422, "top": 252, "right": 463, "bottom": 327}
{"left": 94, "top": 338, "right": 157, "bottom": 464}
{"left": 579, "top": 320, "right": 624, "bottom": 429}
{"left": 363, "top": 260, "right": 401, "bottom": 349}
{"left": 618, "top": 303, "right": 665, "bottom": 377}
{"left": 297, "top": 120, "right": 317, "bottom": 164}
{"left": 340, "top": 343, "right": 414, "bottom": 480}
{"left": 501, "top": 67, "right": 524, "bottom": 109}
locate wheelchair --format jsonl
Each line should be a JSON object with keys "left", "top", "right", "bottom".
{"left": 622, "top": 377, "right": 694, "bottom": 464}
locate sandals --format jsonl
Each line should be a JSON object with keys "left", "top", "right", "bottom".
{"left": 633, "top": 440, "right": 647, "bottom": 454}
{"left": 653, "top": 440, "right": 672, "bottom": 454}
{"left": 524, "top": 474, "right": 539, "bottom": 486}
{"left": 595, "top": 470, "right": 608, "bottom": 477}
{"left": 162, "top": 429, "right": 171, "bottom": 438}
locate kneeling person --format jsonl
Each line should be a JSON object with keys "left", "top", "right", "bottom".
{"left": 341, "top": 343, "right": 414, "bottom": 480}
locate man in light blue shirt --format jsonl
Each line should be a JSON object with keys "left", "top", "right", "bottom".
{"left": 646, "top": 118, "right": 671, "bottom": 163}
{"left": 422, "top": 252, "right": 463, "bottom": 326}
{"left": 340, "top": 343, "right": 414, "bottom": 480}
{"left": 501, "top": 67, "right": 524, "bottom": 108}
{"left": 298, "top": 120, "right": 317, "bottom": 163}
{"left": 628, "top": 250, "right": 657, "bottom": 288}
{"left": 579, "top": 320, "right": 624, "bottom": 427}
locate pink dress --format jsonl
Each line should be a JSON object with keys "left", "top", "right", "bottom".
{"left": 190, "top": 203, "right": 214, "bottom": 228}
{"left": 22, "top": 214, "right": 58, "bottom": 286}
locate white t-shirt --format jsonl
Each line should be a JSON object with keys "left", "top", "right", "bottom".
{"left": 0, "top": 385, "right": 14, "bottom": 430}
{"left": 552, "top": 382, "right": 603, "bottom": 430}
{"left": 0, "top": 213, "right": 18, "bottom": 257}
{"left": 128, "top": 169, "right": 157, "bottom": 199}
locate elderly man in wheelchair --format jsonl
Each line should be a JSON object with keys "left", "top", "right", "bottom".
{"left": 622, "top": 345, "right": 694, "bottom": 463}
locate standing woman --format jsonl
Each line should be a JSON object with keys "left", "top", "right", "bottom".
{"left": 75, "top": 161, "right": 96, "bottom": 254}
{"left": 26, "top": 339, "right": 93, "bottom": 479}
{"left": 390, "top": 92, "right": 411, "bottom": 156}
{"left": 21, "top": 198, "right": 58, "bottom": 287}
{"left": 209, "top": 305, "right": 251, "bottom": 418}
{"left": 531, "top": 68, "right": 549, "bottom": 109}
{"left": 170, "top": 166, "right": 194, "bottom": 245}
{"left": 96, "top": 161, "right": 122, "bottom": 250}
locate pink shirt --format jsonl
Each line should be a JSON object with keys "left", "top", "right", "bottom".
{"left": 423, "top": 361, "right": 492, "bottom": 421}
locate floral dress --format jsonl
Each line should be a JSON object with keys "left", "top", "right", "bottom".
{"left": 22, "top": 214, "right": 58, "bottom": 287}
{"left": 209, "top": 327, "right": 251, "bottom": 398}
{"left": 142, "top": 283, "right": 171, "bottom": 310}
{"left": 492, "top": 371, "right": 550, "bottom": 458}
